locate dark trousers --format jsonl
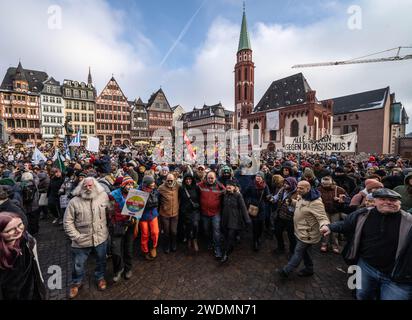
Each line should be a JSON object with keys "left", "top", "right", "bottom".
{"left": 48, "top": 202, "right": 61, "bottom": 219}
{"left": 39, "top": 205, "right": 48, "bottom": 219}
{"left": 283, "top": 240, "right": 313, "bottom": 274}
{"left": 252, "top": 219, "right": 264, "bottom": 243}
{"left": 274, "top": 217, "right": 296, "bottom": 254}
{"left": 160, "top": 216, "right": 178, "bottom": 249}
{"left": 111, "top": 226, "right": 134, "bottom": 274}
{"left": 185, "top": 220, "right": 199, "bottom": 240}
{"left": 223, "top": 228, "right": 237, "bottom": 254}
{"left": 27, "top": 208, "right": 40, "bottom": 236}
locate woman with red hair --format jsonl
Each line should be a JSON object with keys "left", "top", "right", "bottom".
{"left": 0, "top": 212, "right": 47, "bottom": 300}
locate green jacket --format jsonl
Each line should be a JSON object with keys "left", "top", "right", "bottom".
{"left": 394, "top": 173, "right": 412, "bottom": 212}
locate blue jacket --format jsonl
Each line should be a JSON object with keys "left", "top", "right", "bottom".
{"left": 139, "top": 187, "right": 159, "bottom": 222}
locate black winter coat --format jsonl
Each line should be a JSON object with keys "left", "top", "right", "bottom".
{"left": 180, "top": 184, "right": 201, "bottom": 224}
{"left": 221, "top": 191, "right": 250, "bottom": 230}
{"left": 244, "top": 184, "right": 270, "bottom": 221}
{"left": 0, "top": 234, "right": 47, "bottom": 300}
{"left": 47, "top": 176, "right": 64, "bottom": 205}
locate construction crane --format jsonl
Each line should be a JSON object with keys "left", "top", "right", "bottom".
{"left": 292, "top": 46, "right": 412, "bottom": 69}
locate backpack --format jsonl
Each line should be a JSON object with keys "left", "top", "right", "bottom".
{"left": 22, "top": 183, "right": 36, "bottom": 203}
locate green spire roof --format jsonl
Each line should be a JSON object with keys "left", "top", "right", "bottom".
{"left": 238, "top": 9, "right": 251, "bottom": 52}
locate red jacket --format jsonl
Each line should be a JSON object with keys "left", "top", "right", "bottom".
{"left": 197, "top": 181, "right": 225, "bottom": 217}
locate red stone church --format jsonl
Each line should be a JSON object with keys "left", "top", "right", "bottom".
{"left": 234, "top": 8, "right": 333, "bottom": 151}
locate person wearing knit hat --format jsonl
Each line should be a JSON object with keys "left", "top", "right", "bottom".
{"left": 20, "top": 170, "right": 40, "bottom": 235}
{"left": 272, "top": 177, "right": 299, "bottom": 256}
{"left": 142, "top": 175, "right": 155, "bottom": 188}
{"left": 350, "top": 179, "right": 384, "bottom": 209}
{"left": 220, "top": 178, "right": 251, "bottom": 263}
{"left": 244, "top": 171, "right": 270, "bottom": 252}
{"left": 108, "top": 175, "right": 137, "bottom": 282}
{"left": 138, "top": 174, "right": 160, "bottom": 261}
{"left": 121, "top": 175, "right": 135, "bottom": 188}
{"left": 158, "top": 173, "right": 180, "bottom": 253}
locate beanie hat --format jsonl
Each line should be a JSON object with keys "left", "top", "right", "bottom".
{"left": 155, "top": 165, "right": 162, "bottom": 172}
{"left": 121, "top": 175, "right": 135, "bottom": 187}
{"left": 162, "top": 166, "right": 170, "bottom": 173}
{"left": 142, "top": 175, "right": 155, "bottom": 187}
{"left": 256, "top": 171, "right": 265, "bottom": 179}
{"left": 303, "top": 168, "right": 315, "bottom": 180}
{"left": 222, "top": 165, "right": 231, "bottom": 173}
{"left": 365, "top": 179, "right": 384, "bottom": 191}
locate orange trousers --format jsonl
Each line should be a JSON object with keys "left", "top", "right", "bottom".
{"left": 139, "top": 217, "right": 159, "bottom": 254}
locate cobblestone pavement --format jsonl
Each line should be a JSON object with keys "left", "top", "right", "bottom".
{"left": 36, "top": 220, "right": 353, "bottom": 300}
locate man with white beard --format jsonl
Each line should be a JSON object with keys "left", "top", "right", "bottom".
{"left": 63, "top": 177, "right": 110, "bottom": 299}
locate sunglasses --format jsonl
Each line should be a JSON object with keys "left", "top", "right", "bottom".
{"left": 166, "top": 180, "right": 174, "bottom": 182}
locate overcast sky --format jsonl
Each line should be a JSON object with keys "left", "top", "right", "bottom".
{"left": 1, "top": 0, "right": 411, "bottom": 132}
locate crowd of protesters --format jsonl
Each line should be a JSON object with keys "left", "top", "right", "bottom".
{"left": 0, "top": 143, "right": 411, "bottom": 300}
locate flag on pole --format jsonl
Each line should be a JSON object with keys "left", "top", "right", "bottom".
{"left": 63, "top": 139, "right": 71, "bottom": 161}
{"left": 32, "top": 147, "right": 47, "bottom": 165}
{"left": 69, "top": 129, "right": 82, "bottom": 147}
{"left": 52, "top": 149, "right": 66, "bottom": 173}
{"left": 183, "top": 131, "right": 196, "bottom": 161}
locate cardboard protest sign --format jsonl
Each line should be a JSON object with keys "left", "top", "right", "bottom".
{"left": 121, "top": 189, "right": 150, "bottom": 219}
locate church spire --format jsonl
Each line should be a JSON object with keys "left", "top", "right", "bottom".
{"left": 88, "top": 66, "right": 93, "bottom": 85}
{"left": 238, "top": 2, "right": 251, "bottom": 52}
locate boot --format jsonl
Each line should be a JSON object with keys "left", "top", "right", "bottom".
{"left": 171, "top": 235, "right": 177, "bottom": 252}
{"left": 220, "top": 252, "right": 229, "bottom": 264}
{"left": 150, "top": 247, "right": 157, "bottom": 259}
{"left": 163, "top": 238, "right": 170, "bottom": 254}
{"left": 253, "top": 241, "right": 259, "bottom": 252}
{"left": 192, "top": 239, "right": 199, "bottom": 252}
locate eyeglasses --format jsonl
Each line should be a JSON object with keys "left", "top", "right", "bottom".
{"left": 198, "top": 168, "right": 204, "bottom": 171}
{"left": 3, "top": 222, "right": 24, "bottom": 235}
{"left": 166, "top": 180, "right": 174, "bottom": 182}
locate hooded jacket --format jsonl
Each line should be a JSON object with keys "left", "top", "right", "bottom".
{"left": 180, "top": 174, "right": 201, "bottom": 223}
{"left": 394, "top": 173, "right": 412, "bottom": 212}
{"left": 293, "top": 188, "right": 330, "bottom": 244}
{"left": 63, "top": 179, "right": 109, "bottom": 248}
{"left": 158, "top": 181, "right": 180, "bottom": 217}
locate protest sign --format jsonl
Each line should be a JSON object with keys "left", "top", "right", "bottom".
{"left": 86, "top": 137, "right": 100, "bottom": 153}
{"left": 121, "top": 189, "right": 150, "bottom": 219}
{"left": 284, "top": 132, "right": 357, "bottom": 154}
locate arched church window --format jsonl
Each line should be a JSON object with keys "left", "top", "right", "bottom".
{"left": 290, "top": 120, "right": 299, "bottom": 137}
{"left": 253, "top": 124, "right": 259, "bottom": 145}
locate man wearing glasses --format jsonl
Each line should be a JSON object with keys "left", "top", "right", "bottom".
{"left": 198, "top": 171, "right": 226, "bottom": 259}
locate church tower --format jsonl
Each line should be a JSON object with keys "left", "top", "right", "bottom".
{"left": 234, "top": 4, "right": 255, "bottom": 130}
